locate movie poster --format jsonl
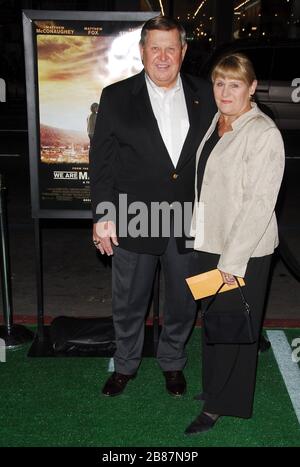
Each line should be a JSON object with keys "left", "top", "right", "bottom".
{"left": 35, "top": 19, "right": 144, "bottom": 211}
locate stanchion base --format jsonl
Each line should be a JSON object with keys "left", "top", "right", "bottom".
{"left": 0, "top": 324, "right": 34, "bottom": 349}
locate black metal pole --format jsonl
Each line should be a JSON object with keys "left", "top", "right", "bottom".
{"left": 0, "top": 174, "right": 13, "bottom": 330}
{"left": 0, "top": 174, "right": 33, "bottom": 347}
{"left": 26, "top": 219, "right": 54, "bottom": 356}
{"left": 34, "top": 218, "right": 45, "bottom": 341}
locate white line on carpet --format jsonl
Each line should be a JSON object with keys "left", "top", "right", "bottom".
{"left": 267, "top": 330, "right": 300, "bottom": 425}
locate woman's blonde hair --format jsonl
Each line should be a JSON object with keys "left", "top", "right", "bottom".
{"left": 211, "top": 53, "right": 256, "bottom": 86}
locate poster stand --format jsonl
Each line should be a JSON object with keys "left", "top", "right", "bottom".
{"left": 0, "top": 174, "right": 34, "bottom": 348}
{"left": 22, "top": 9, "right": 160, "bottom": 358}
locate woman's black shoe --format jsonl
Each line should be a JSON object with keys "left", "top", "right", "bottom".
{"left": 185, "top": 412, "right": 219, "bottom": 435}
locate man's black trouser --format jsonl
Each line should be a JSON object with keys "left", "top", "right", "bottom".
{"left": 111, "top": 234, "right": 199, "bottom": 375}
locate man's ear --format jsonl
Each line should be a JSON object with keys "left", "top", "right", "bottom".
{"left": 139, "top": 43, "right": 144, "bottom": 63}
{"left": 181, "top": 43, "right": 188, "bottom": 61}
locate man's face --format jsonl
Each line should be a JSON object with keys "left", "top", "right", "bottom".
{"left": 139, "top": 28, "right": 187, "bottom": 89}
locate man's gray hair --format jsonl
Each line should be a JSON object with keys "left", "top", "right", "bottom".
{"left": 140, "top": 16, "right": 187, "bottom": 47}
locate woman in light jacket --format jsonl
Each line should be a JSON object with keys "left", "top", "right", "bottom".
{"left": 185, "top": 53, "right": 285, "bottom": 435}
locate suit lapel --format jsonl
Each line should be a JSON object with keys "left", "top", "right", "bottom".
{"left": 132, "top": 71, "right": 174, "bottom": 171}
{"left": 131, "top": 71, "right": 211, "bottom": 172}
{"left": 176, "top": 75, "right": 208, "bottom": 171}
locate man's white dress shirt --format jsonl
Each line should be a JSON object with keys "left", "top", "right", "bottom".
{"left": 145, "top": 74, "right": 190, "bottom": 168}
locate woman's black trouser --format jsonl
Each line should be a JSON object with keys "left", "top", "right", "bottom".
{"left": 195, "top": 252, "right": 272, "bottom": 418}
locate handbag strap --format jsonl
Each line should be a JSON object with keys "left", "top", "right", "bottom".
{"left": 202, "top": 276, "right": 250, "bottom": 315}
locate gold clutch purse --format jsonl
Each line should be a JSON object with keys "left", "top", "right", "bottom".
{"left": 186, "top": 269, "right": 245, "bottom": 300}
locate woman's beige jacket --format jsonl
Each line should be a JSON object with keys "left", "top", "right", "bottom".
{"left": 190, "top": 103, "right": 285, "bottom": 277}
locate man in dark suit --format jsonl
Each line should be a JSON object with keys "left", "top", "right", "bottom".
{"left": 89, "top": 16, "right": 215, "bottom": 397}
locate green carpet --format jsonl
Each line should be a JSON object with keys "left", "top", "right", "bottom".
{"left": 0, "top": 329, "right": 299, "bottom": 447}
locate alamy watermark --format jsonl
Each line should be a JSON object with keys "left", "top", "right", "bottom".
{"left": 0, "top": 78, "right": 6, "bottom": 103}
{"left": 0, "top": 338, "right": 6, "bottom": 363}
{"left": 96, "top": 195, "right": 204, "bottom": 248}
{"left": 291, "top": 78, "right": 300, "bottom": 103}
{"left": 291, "top": 337, "right": 300, "bottom": 363}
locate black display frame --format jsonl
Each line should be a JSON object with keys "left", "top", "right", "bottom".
{"left": 23, "top": 9, "right": 156, "bottom": 219}
{"left": 22, "top": 10, "right": 160, "bottom": 356}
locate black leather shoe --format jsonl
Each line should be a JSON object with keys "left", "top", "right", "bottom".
{"left": 163, "top": 371, "right": 186, "bottom": 397}
{"left": 102, "top": 372, "right": 136, "bottom": 397}
{"left": 185, "top": 412, "right": 219, "bottom": 435}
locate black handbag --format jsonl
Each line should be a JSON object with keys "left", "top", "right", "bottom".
{"left": 202, "top": 277, "right": 255, "bottom": 344}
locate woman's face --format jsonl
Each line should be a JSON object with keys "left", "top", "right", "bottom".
{"left": 213, "top": 74, "right": 257, "bottom": 117}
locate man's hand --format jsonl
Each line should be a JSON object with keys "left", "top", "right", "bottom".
{"left": 218, "top": 269, "right": 236, "bottom": 285}
{"left": 93, "top": 221, "right": 119, "bottom": 256}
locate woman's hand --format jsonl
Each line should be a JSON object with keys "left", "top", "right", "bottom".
{"left": 219, "top": 269, "right": 236, "bottom": 285}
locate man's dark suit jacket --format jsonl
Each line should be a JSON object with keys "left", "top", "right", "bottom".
{"left": 89, "top": 70, "right": 216, "bottom": 255}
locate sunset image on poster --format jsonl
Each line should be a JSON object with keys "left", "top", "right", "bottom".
{"left": 22, "top": 13, "right": 153, "bottom": 214}
{"left": 36, "top": 26, "right": 143, "bottom": 165}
